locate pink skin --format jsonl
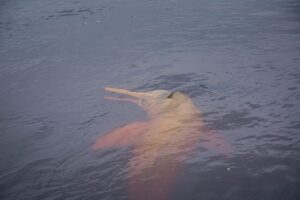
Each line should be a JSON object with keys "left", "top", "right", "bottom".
{"left": 93, "top": 87, "right": 232, "bottom": 200}
{"left": 92, "top": 121, "right": 148, "bottom": 150}
{"left": 92, "top": 95, "right": 146, "bottom": 150}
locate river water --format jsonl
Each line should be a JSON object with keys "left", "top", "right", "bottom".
{"left": 1, "top": 0, "right": 300, "bottom": 199}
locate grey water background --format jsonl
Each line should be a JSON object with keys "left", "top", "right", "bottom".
{"left": 1, "top": 0, "right": 300, "bottom": 199}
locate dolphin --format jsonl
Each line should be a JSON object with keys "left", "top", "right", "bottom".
{"left": 92, "top": 87, "right": 231, "bottom": 200}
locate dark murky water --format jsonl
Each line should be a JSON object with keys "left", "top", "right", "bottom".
{"left": 1, "top": 0, "right": 300, "bottom": 199}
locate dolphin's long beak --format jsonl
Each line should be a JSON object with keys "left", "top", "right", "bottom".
{"left": 104, "top": 87, "right": 146, "bottom": 98}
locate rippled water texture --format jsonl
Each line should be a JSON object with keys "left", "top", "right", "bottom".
{"left": 1, "top": 0, "right": 300, "bottom": 199}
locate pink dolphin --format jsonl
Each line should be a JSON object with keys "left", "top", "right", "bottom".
{"left": 93, "top": 87, "right": 231, "bottom": 200}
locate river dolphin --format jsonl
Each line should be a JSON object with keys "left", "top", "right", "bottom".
{"left": 93, "top": 87, "right": 230, "bottom": 200}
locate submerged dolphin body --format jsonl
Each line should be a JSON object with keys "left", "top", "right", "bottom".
{"left": 93, "top": 87, "right": 230, "bottom": 200}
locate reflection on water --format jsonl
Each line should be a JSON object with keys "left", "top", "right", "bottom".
{"left": 1, "top": 0, "right": 300, "bottom": 199}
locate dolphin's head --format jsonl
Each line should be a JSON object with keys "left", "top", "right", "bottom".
{"left": 104, "top": 87, "right": 197, "bottom": 117}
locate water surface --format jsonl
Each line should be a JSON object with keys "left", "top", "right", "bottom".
{"left": 1, "top": 0, "right": 300, "bottom": 199}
